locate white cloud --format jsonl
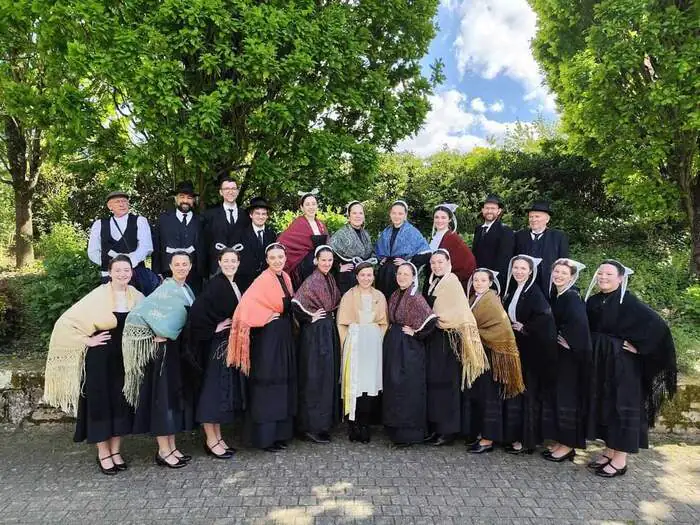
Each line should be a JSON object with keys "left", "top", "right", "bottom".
{"left": 489, "top": 100, "right": 504, "bottom": 113}
{"left": 470, "top": 97, "right": 487, "bottom": 113}
{"left": 396, "top": 90, "right": 531, "bottom": 156}
{"left": 444, "top": 0, "right": 557, "bottom": 113}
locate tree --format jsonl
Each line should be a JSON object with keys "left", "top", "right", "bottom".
{"left": 77, "top": 0, "right": 443, "bottom": 208}
{"left": 529, "top": 0, "right": 700, "bottom": 274}
{"left": 0, "top": 0, "right": 102, "bottom": 266}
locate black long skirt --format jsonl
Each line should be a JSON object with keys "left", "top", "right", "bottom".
{"left": 132, "top": 336, "right": 195, "bottom": 437}
{"left": 376, "top": 261, "right": 399, "bottom": 300}
{"left": 74, "top": 312, "right": 133, "bottom": 444}
{"left": 586, "top": 333, "right": 648, "bottom": 453}
{"left": 503, "top": 365, "right": 541, "bottom": 449}
{"left": 335, "top": 269, "right": 357, "bottom": 296}
{"left": 196, "top": 331, "right": 247, "bottom": 424}
{"left": 425, "top": 329, "right": 461, "bottom": 435}
{"left": 297, "top": 317, "right": 341, "bottom": 434}
{"left": 248, "top": 316, "right": 297, "bottom": 449}
{"left": 461, "top": 348, "right": 504, "bottom": 442}
{"left": 382, "top": 324, "right": 427, "bottom": 444}
{"left": 540, "top": 345, "right": 587, "bottom": 449}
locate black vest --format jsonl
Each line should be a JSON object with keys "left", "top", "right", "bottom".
{"left": 100, "top": 214, "right": 139, "bottom": 271}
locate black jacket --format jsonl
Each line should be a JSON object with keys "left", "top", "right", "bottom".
{"left": 472, "top": 220, "right": 515, "bottom": 287}
{"left": 514, "top": 228, "right": 569, "bottom": 293}
{"left": 237, "top": 223, "right": 278, "bottom": 292}
{"left": 202, "top": 205, "right": 251, "bottom": 275}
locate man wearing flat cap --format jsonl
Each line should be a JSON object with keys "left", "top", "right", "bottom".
{"left": 514, "top": 200, "right": 569, "bottom": 293}
{"left": 151, "top": 180, "right": 206, "bottom": 294}
{"left": 88, "top": 190, "right": 155, "bottom": 294}
{"left": 472, "top": 193, "right": 514, "bottom": 289}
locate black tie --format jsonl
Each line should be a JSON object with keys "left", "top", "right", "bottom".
{"left": 229, "top": 209, "right": 235, "bottom": 225}
{"left": 181, "top": 213, "right": 187, "bottom": 226}
{"left": 257, "top": 230, "right": 264, "bottom": 246}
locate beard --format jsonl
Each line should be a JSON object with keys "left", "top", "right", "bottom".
{"left": 177, "top": 202, "right": 192, "bottom": 213}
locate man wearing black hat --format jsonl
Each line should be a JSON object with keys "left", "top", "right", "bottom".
{"left": 151, "top": 181, "right": 206, "bottom": 294}
{"left": 236, "top": 196, "right": 277, "bottom": 292}
{"left": 88, "top": 190, "right": 156, "bottom": 293}
{"left": 202, "top": 177, "right": 251, "bottom": 276}
{"left": 514, "top": 200, "right": 569, "bottom": 292}
{"left": 472, "top": 194, "right": 514, "bottom": 289}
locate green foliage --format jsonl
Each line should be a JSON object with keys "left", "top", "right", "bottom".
{"left": 0, "top": 280, "right": 22, "bottom": 344}
{"left": 682, "top": 284, "right": 700, "bottom": 322}
{"left": 23, "top": 223, "right": 100, "bottom": 342}
{"left": 270, "top": 207, "right": 347, "bottom": 235}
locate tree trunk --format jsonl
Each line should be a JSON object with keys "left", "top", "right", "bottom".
{"left": 691, "top": 177, "right": 700, "bottom": 277}
{"left": 14, "top": 184, "right": 34, "bottom": 267}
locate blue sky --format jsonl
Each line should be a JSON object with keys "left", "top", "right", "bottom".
{"left": 397, "top": 0, "right": 557, "bottom": 155}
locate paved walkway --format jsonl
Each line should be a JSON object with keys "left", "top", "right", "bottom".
{"left": 0, "top": 424, "right": 698, "bottom": 524}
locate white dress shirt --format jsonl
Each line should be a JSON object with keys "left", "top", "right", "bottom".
{"left": 507, "top": 282, "right": 526, "bottom": 323}
{"left": 175, "top": 210, "right": 193, "bottom": 225}
{"left": 481, "top": 220, "right": 495, "bottom": 234}
{"left": 88, "top": 214, "right": 153, "bottom": 275}
{"left": 223, "top": 203, "right": 238, "bottom": 223}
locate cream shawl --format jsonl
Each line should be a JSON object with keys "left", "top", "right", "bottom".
{"left": 44, "top": 283, "right": 143, "bottom": 415}
{"left": 431, "top": 272, "right": 489, "bottom": 389}
{"left": 336, "top": 285, "right": 388, "bottom": 346}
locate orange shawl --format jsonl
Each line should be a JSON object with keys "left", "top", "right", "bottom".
{"left": 226, "top": 268, "right": 293, "bottom": 375}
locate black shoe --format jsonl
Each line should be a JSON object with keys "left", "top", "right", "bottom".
{"left": 423, "top": 432, "right": 438, "bottom": 444}
{"left": 173, "top": 449, "right": 192, "bottom": 463}
{"left": 544, "top": 448, "right": 576, "bottom": 463}
{"left": 304, "top": 432, "right": 330, "bottom": 444}
{"left": 391, "top": 442, "right": 412, "bottom": 449}
{"left": 359, "top": 425, "right": 371, "bottom": 444}
{"left": 263, "top": 445, "right": 281, "bottom": 453}
{"left": 274, "top": 441, "right": 288, "bottom": 450}
{"left": 319, "top": 432, "right": 331, "bottom": 442}
{"left": 433, "top": 435, "right": 455, "bottom": 447}
{"left": 110, "top": 453, "right": 128, "bottom": 471}
{"left": 595, "top": 463, "right": 627, "bottom": 478}
{"left": 468, "top": 442, "right": 494, "bottom": 454}
{"left": 504, "top": 444, "right": 534, "bottom": 455}
{"left": 348, "top": 423, "right": 360, "bottom": 442}
{"left": 217, "top": 439, "right": 237, "bottom": 454}
{"left": 204, "top": 442, "right": 233, "bottom": 460}
{"left": 587, "top": 455, "right": 612, "bottom": 470}
{"left": 541, "top": 449, "right": 554, "bottom": 458}
{"left": 96, "top": 455, "right": 119, "bottom": 476}
{"left": 464, "top": 437, "right": 479, "bottom": 447}
{"left": 155, "top": 451, "right": 186, "bottom": 469}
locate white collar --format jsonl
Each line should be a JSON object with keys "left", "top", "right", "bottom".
{"left": 531, "top": 228, "right": 546, "bottom": 236}
{"left": 482, "top": 220, "right": 494, "bottom": 228}
{"left": 176, "top": 210, "right": 192, "bottom": 220}
{"left": 252, "top": 224, "right": 265, "bottom": 233}
{"left": 223, "top": 202, "right": 238, "bottom": 211}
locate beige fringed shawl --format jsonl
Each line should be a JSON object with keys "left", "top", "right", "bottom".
{"left": 431, "top": 272, "right": 489, "bottom": 389}
{"left": 336, "top": 286, "right": 389, "bottom": 346}
{"left": 44, "top": 283, "right": 143, "bottom": 415}
{"left": 471, "top": 289, "right": 525, "bottom": 398}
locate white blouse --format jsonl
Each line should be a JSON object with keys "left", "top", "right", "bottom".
{"left": 507, "top": 282, "right": 526, "bottom": 323}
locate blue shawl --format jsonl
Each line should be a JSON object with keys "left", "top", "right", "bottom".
{"left": 375, "top": 222, "right": 431, "bottom": 259}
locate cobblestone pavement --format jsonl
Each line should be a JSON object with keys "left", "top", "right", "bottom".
{"left": 0, "top": 424, "right": 698, "bottom": 524}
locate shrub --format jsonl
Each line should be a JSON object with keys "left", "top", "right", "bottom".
{"left": 270, "top": 207, "right": 347, "bottom": 235}
{"left": 0, "top": 280, "right": 23, "bottom": 345}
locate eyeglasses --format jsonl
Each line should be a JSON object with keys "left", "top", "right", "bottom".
{"left": 221, "top": 187, "right": 239, "bottom": 192}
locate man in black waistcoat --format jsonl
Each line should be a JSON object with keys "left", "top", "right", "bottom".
{"left": 514, "top": 200, "right": 569, "bottom": 293}
{"left": 87, "top": 190, "right": 157, "bottom": 294}
{"left": 472, "top": 193, "right": 514, "bottom": 289}
{"left": 237, "top": 196, "right": 277, "bottom": 292}
{"left": 151, "top": 180, "right": 206, "bottom": 294}
{"left": 202, "top": 176, "right": 251, "bottom": 276}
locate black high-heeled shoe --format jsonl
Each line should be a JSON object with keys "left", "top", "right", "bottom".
{"left": 348, "top": 423, "right": 360, "bottom": 442}
{"left": 155, "top": 450, "right": 186, "bottom": 469}
{"left": 544, "top": 448, "right": 575, "bottom": 463}
{"left": 359, "top": 425, "right": 371, "bottom": 443}
{"left": 204, "top": 441, "right": 233, "bottom": 460}
{"left": 587, "top": 454, "right": 612, "bottom": 470}
{"left": 217, "top": 439, "right": 236, "bottom": 454}
{"left": 96, "top": 455, "right": 119, "bottom": 476}
{"left": 110, "top": 453, "right": 128, "bottom": 471}
{"left": 173, "top": 449, "right": 192, "bottom": 463}
{"left": 595, "top": 463, "right": 627, "bottom": 478}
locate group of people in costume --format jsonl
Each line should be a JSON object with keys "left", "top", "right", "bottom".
{"left": 44, "top": 184, "right": 677, "bottom": 480}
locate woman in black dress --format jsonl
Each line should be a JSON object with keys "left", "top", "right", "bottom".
{"left": 383, "top": 262, "right": 437, "bottom": 447}
{"left": 502, "top": 255, "right": 557, "bottom": 454}
{"left": 190, "top": 246, "right": 246, "bottom": 459}
{"left": 45, "top": 255, "right": 144, "bottom": 475}
{"left": 584, "top": 260, "right": 677, "bottom": 477}
{"left": 292, "top": 245, "right": 342, "bottom": 443}
{"left": 540, "top": 258, "right": 592, "bottom": 463}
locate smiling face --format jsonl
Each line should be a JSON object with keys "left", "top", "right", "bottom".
{"left": 170, "top": 254, "right": 192, "bottom": 282}
{"left": 219, "top": 180, "right": 239, "bottom": 204}
{"left": 512, "top": 258, "right": 532, "bottom": 284}
{"left": 266, "top": 248, "right": 286, "bottom": 273}
{"left": 348, "top": 203, "right": 365, "bottom": 228}
{"left": 528, "top": 211, "right": 550, "bottom": 232}
{"left": 472, "top": 271, "right": 492, "bottom": 295}
{"left": 389, "top": 204, "right": 407, "bottom": 227}
{"left": 396, "top": 264, "right": 414, "bottom": 290}
{"left": 433, "top": 210, "right": 451, "bottom": 232}
{"left": 356, "top": 267, "right": 375, "bottom": 289}
{"left": 481, "top": 202, "right": 501, "bottom": 222}
{"left": 430, "top": 253, "right": 450, "bottom": 277}
{"left": 218, "top": 251, "right": 240, "bottom": 279}
{"left": 597, "top": 263, "right": 623, "bottom": 293}
{"left": 109, "top": 260, "right": 133, "bottom": 287}
{"left": 300, "top": 195, "right": 318, "bottom": 219}
{"left": 552, "top": 263, "right": 574, "bottom": 289}
{"left": 315, "top": 250, "right": 334, "bottom": 275}
{"left": 175, "top": 192, "right": 195, "bottom": 213}
{"left": 250, "top": 207, "right": 269, "bottom": 227}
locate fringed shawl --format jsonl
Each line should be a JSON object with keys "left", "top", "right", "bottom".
{"left": 278, "top": 215, "right": 327, "bottom": 273}
{"left": 388, "top": 288, "right": 436, "bottom": 331}
{"left": 375, "top": 221, "right": 431, "bottom": 259}
{"left": 44, "top": 283, "right": 143, "bottom": 415}
{"left": 227, "top": 269, "right": 293, "bottom": 375}
{"left": 122, "top": 278, "right": 194, "bottom": 406}
{"left": 329, "top": 223, "right": 373, "bottom": 261}
{"left": 431, "top": 272, "right": 488, "bottom": 389}
{"left": 292, "top": 269, "right": 341, "bottom": 316}
{"left": 470, "top": 289, "right": 525, "bottom": 398}
{"left": 336, "top": 286, "right": 388, "bottom": 347}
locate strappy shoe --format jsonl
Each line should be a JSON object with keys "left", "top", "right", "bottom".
{"left": 595, "top": 462, "right": 627, "bottom": 478}
{"left": 110, "top": 453, "right": 128, "bottom": 471}
{"left": 204, "top": 441, "right": 233, "bottom": 460}
{"left": 218, "top": 440, "right": 237, "bottom": 454}
{"left": 173, "top": 449, "right": 192, "bottom": 463}
{"left": 96, "top": 455, "right": 118, "bottom": 476}
{"left": 155, "top": 450, "right": 186, "bottom": 469}
{"left": 586, "top": 454, "right": 612, "bottom": 470}
{"left": 544, "top": 449, "right": 575, "bottom": 463}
